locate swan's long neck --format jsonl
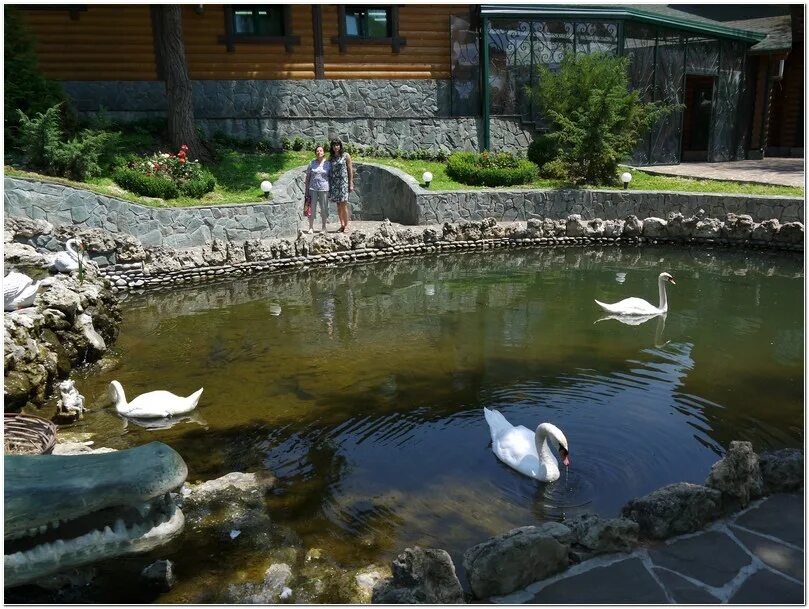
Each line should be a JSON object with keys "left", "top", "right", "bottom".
{"left": 658, "top": 277, "right": 669, "bottom": 312}
{"left": 535, "top": 427, "right": 555, "bottom": 464}
{"left": 66, "top": 239, "right": 79, "bottom": 260}
{"left": 111, "top": 381, "right": 127, "bottom": 411}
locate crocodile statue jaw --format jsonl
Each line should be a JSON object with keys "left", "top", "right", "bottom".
{"left": 5, "top": 441, "right": 188, "bottom": 588}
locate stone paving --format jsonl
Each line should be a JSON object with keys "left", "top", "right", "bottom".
{"left": 494, "top": 493, "right": 804, "bottom": 604}
{"left": 633, "top": 158, "right": 805, "bottom": 188}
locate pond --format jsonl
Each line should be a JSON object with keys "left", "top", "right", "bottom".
{"left": 57, "top": 245, "right": 804, "bottom": 602}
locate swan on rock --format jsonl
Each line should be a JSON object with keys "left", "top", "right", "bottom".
{"left": 109, "top": 380, "right": 203, "bottom": 419}
{"left": 4, "top": 270, "right": 50, "bottom": 311}
{"left": 595, "top": 271, "right": 676, "bottom": 316}
{"left": 50, "top": 238, "right": 94, "bottom": 274}
{"left": 483, "top": 407, "right": 570, "bottom": 482}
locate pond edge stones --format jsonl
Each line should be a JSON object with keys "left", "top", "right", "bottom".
{"left": 371, "top": 445, "right": 802, "bottom": 602}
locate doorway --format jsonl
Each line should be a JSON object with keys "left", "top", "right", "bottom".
{"left": 681, "top": 76, "right": 715, "bottom": 161}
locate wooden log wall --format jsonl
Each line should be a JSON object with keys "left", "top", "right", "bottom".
{"left": 20, "top": 4, "right": 464, "bottom": 81}
{"left": 320, "top": 4, "right": 462, "bottom": 79}
{"left": 20, "top": 5, "right": 158, "bottom": 80}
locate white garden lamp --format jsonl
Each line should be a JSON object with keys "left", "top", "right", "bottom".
{"left": 621, "top": 172, "right": 632, "bottom": 190}
{"left": 422, "top": 171, "right": 433, "bottom": 188}
{"left": 260, "top": 180, "right": 272, "bottom": 199}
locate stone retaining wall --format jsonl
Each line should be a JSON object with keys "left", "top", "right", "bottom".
{"left": 60, "top": 80, "right": 531, "bottom": 154}
{"left": 4, "top": 177, "right": 298, "bottom": 248}
{"left": 6, "top": 173, "right": 804, "bottom": 250}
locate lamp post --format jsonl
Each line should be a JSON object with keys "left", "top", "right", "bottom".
{"left": 260, "top": 180, "right": 272, "bottom": 199}
{"left": 422, "top": 171, "right": 433, "bottom": 188}
{"left": 620, "top": 172, "right": 632, "bottom": 190}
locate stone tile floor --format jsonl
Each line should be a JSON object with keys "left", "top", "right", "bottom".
{"left": 632, "top": 158, "right": 805, "bottom": 188}
{"left": 494, "top": 493, "right": 804, "bottom": 604}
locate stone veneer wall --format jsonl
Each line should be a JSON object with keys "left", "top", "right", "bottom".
{"left": 4, "top": 177, "right": 298, "bottom": 248}
{"left": 5, "top": 173, "right": 804, "bottom": 249}
{"left": 60, "top": 80, "right": 533, "bottom": 154}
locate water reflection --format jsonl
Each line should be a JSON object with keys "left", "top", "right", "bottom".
{"left": 72, "top": 245, "right": 802, "bottom": 594}
{"left": 595, "top": 313, "right": 670, "bottom": 348}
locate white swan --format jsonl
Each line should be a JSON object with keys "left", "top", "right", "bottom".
{"left": 483, "top": 407, "right": 570, "bottom": 482}
{"left": 594, "top": 271, "right": 676, "bottom": 315}
{"left": 4, "top": 271, "right": 49, "bottom": 311}
{"left": 109, "top": 380, "right": 203, "bottom": 419}
{"left": 51, "top": 238, "right": 91, "bottom": 273}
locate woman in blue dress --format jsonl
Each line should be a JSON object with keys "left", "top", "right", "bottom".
{"left": 328, "top": 139, "right": 354, "bottom": 233}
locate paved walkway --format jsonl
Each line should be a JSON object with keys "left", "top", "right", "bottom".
{"left": 632, "top": 158, "right": 805, "bottom": 188}
{"left": 494, "top": 493, "right": 804, "bottom": 604}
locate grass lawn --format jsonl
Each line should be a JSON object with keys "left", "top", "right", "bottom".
{"left": 5, "top": 148, "right": 803, "bottom": 208}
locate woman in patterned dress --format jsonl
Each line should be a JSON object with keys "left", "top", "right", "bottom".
{"left": 328, "top": 139, "right": 354, "bottom": 233}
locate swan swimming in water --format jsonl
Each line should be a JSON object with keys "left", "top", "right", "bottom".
{"left": 109, "top": 380, "right": 203, "bottom": 419}
{"left": 483, "top": 407, "right": 570, "bottom": 482}
{"left": 595, "top": 271, "right": 676, "bottom": 316}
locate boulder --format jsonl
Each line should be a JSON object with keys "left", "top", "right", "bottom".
{"left": 372, "top": 546, "right": 464, "bottom": 604}
{"left": 141, "top": 560, "right": 177, "bottom": 591}
{"left": 226, "top": 240, "right": 246, "bottom": 264}
{"left": 354, "top": 566, "right": 390, "bottom": 604}
{"left": 350, "top": 229, "right": 370, "bottom": 250}
{"left": 6, "top": 216, "right": 54, "bottom": 239}
{"left": 642, "top": 217, "right": 667, "bottom": 238}
{"left": 705, "top": 441, "right": 763, "bottom": 508}
{"left": 602, "top": 219, "right": 624, "bottom": 238}
{"left": 621, "top": 482, "right": 722, "bottom": 539}
{"left": 202, "top": 238, "right": 229, "bottom": 265}
{"left": 758, "top": 448, "right": 803, "bottom": 494}
{"left": 567, "top": 514, "right": 639, "bottom": 554}
{"left": 565, "top": 214, "right": 587, "bottom": 237}
{"left": 693, "top": 218, "right": 722, "bottom": 239}
{"left": 181, "top": 471, "right": 276, "bottom": 510}
{"left": 774, "top": 221, "right": 804, "bottom": 245}
{"left": 459, "top": 221, "right": 483, "bottom": 241}
{"left": 666, "top": 212, "right": 698, "bottom": 239}
{"left": 752, "top": 219, "right": 780, "bottom": 242}
{"left": 422, "top": 227, "right": 440, "bottom": 244}
{"left": 396, "top": 227, "right": 422, "bottom": 245}
{"left": 442, "top": 222, "right": 461, "bottom": 242}
{"left": 244, "top": 239, "right": 274, "bottom": 261}
{"left": 722, "top": 213, "right": 754, "bottom": 241}
{"left": 462, "top": 523, "right": 572, "bottom": 599}
{"left": 371, "top": 219, "right": 399, "bottom": 248}
{"left": 622, "top": 215, "right": 643, "bottom": 238}
{"left": 271, "top": 239, "right": 295, "bottom": 259}
{"left": 525, "top": 218, "right": 543, "bottom": 238}
{"left": 4, "top": 242, "right": 49, "bottom": 266}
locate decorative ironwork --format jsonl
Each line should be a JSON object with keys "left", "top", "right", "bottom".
{"left": 575, "top": 21, "right": 619, "bottom": 55}
{"left": 532, "top": 21, "right": 574, "bottom": 68}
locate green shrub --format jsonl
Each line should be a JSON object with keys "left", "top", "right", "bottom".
{"left": 527, "top": 133, "right": 559, "bottom": 169}
{"left": 4, "top": 7, "right": 68, "bottom": 150}
{"left": 530, "top": 52, "right": 675, "bottom": 185}
{"left": 179, "top": 168, "right": 216, "bottom": 198}
{"left": 112, "top": 167, "right": 179, "bottom": 199}
{"left": 17, "top": 103, "right": 118, "bottom": 181}
{"left": 292, "top": 136, "right": 305, "bottom": 151}
{"left": 446, "top": 151, "right": 537, "bottom": 187}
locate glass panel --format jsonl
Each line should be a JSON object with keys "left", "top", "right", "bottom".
{"left": 255, "top": 9, "right": 283, "bottom": 36}
{"left": 450, "top": 14, "right": 480, "bottom": 116}
{"left": 650, "top": 29, "right": 685, "bottom": 165}
{"left": 624, "top": 23, "right": 656, "bottom": 165}
{"left": 488, "top": 19, "right": 521, "bottom": 115}
{"left": 710, "top": 40, "right": 746, "bottom": 161}
{"left": 345, "top": 8, "right": 364, "bottom": 36}
{"left": 575, "top": 21, "right": 618, "bottom": 55}
{"left": 685, "top": 36, "right": 719, "bottom": 75}
{"left": 367, "top": 8, "right": 390, "bottom": 38}
{"left": 233, "top": 10, "right": 255, "bottom": 35}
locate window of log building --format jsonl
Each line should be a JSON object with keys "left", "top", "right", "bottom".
{"left": 344, "top": 6, "right": 391, "bottom": 38}
{"left": 232, "top": 6, "right": 284, "bottom": 36}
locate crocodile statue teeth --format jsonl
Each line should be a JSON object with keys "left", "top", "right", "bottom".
{"left": 4, "top": 442, "right": 188, "bottom": 588}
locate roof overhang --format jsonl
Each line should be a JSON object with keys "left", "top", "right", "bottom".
{"left": 480, "top": 5, "right": 766, "bottom": 44}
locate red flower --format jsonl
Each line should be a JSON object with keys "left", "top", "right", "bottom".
{"left": 178, "top": 150, "right": 186, "bottom": 159}
{"left": 154, "top": 164, "right": 160, "bottom": 170}
{"left": 179, "top": 158, "right": 186, "bottom": 164}
{"left": 180, "top": 144, "right": 189, "bottom": 151}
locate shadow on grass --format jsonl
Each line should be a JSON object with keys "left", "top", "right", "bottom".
{"left": 210, "top": 150, "right": 307, "bottom": 192}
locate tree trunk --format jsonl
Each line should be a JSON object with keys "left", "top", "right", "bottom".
{"left": 153, "top": 5, "right": 211, "bottom": 162}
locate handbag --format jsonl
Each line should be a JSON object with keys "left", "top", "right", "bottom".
{"left": 303, "top": 193, "right": 312, "bottom": 217}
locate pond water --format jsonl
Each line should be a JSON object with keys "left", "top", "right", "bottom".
{"left": 59, "top": 246, "right": 803, "bottom": 602}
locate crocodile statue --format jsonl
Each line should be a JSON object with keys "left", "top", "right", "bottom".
{"left": 5, "top": 442, "right": 188, "bottom": 588}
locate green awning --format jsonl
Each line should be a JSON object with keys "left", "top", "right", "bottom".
{"left": 480, "top": 4, "right": 766, "bottom": 44}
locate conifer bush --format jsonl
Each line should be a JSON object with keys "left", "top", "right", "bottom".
{"left": 530, "top": 52, "right": 674, "bottom": 186}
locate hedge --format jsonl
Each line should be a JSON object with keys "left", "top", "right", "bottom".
{"left": 446, "top": 151, "right": 537, "bottom": 187}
